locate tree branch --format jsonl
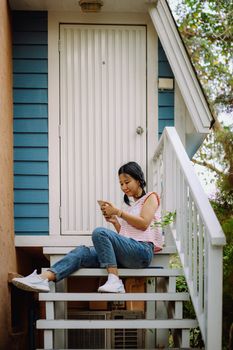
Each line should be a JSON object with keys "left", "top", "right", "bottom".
{"left": 192, "top": 158, "right": 223, "bottom": 176}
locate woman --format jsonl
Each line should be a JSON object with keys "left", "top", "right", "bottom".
{"left": 12, "top": 161, "right": 163, "bottom": 293}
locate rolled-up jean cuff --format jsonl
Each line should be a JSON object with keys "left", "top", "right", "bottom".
{"left": 100, "top": 263, "right": 117, "bottom": 268}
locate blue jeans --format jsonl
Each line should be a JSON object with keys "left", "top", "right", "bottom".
{"left": 49, "top": 227, "right": 154, "bottom": 282}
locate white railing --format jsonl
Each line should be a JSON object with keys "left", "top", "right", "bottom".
{"left": 153, "top": 127, "right": 226, "bottom": 350}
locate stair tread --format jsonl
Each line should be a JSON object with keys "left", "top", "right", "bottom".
{"left": 43, "top": 245, "right": 177, "bottom": 255}
{"left": 37, "top": 318, "right": 198, "bottom": 329}
{"left": 68, "top": 267, "right": 183, "bottom": 277}
{"left": 39, "top": 292, "right": 190, "bottom": 301}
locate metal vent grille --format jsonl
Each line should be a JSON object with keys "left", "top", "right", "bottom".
{"left": 111, "top": 311, "right": 144, "bottom": 349}
{"left": 68, "top": 310, "right": 111, "bottom": 349}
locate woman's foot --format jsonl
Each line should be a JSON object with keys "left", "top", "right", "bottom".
{"left": 98, "top": 273, "right": 125, "bottom": 293}
{"left": 12, "top": 270, "right": 50, "bottom": 292}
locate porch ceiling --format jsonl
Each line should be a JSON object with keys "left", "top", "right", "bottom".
{"left": 9, "top": 0, "right": 157, "bottom": 12}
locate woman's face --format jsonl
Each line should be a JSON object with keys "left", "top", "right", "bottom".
{"left": 119, "top": 173, "right": 141, "bottom": 197}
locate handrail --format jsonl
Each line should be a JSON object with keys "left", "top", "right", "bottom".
{"left": 153, "top": 127, "right": 226, "bottom": 350}
{"left": 157, "top": 128, "right": 225, "bottom": 246}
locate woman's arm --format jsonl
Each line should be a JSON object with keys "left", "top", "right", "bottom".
{"left": 103, "top": 215, "right": 121, "bottom": 233}
{"left": 103, "top": 193, "right": 159, "bottom": 231}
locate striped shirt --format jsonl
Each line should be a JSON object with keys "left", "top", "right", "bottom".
{"left": 119, "top": 192, "right": 163, "bottom": 252}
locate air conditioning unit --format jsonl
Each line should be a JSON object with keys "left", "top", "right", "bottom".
{"left": 68, "top": 310, "right": 111, "bottom": 349}
{"left": 111, "top": 310, "right": 145, "bottom": 349}
{"left": 67, "top": 309, "right": 144, "bottom": 349}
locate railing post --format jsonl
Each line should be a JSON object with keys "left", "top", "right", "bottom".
{"left": 163, "top": 132, "right": 175, "bottom": 214}
{"left": 206, "top": 243, "right": 223, "bottom": 350}
{"left": 163, "top": 133, "right": 176, "bottom": 247}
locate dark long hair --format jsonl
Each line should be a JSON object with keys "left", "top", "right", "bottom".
{"left": 118, "top": 161, "right": 146, "bottom": 205}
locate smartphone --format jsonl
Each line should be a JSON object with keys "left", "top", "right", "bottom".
{"left": 97, "top": 200, "right": 106, "bottom": 207}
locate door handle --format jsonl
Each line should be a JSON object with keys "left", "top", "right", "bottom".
{"left": 136, "top": 126, "right": 144, "bottom": 135}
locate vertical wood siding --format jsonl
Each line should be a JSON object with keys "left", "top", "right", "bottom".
{"left": 13, "top": 11, "right": 49, "bottom": 235}
{"left": 60, "top": 25, "right": 147, "bottom": 234}
{"left": 158, "top": 40, "right": 174, "bottom": 136}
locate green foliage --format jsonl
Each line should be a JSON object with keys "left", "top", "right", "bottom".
{"left": 194, "top": 125, "right": 233, "bottom": 208}
{"left": 151, "top": 211, "right": 176, "bottom": 228}
{"left": 169, "top": 0, "right": 233, "bottom": 112}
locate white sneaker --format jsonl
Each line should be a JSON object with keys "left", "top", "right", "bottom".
{"left": 12, "top": 270, "right": 50, "bottom": 293}
{"left": 98, "top": 276, "right": 125, "bottom": 293}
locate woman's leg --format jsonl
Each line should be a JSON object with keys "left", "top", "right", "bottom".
{"left": 92, "top": 227, "right": 154, "bottom": 293}
{"left": 92, "top": 227, "right": 153, "bottom": 269}
{"left": 12, "top": 246, "right": 100, "bottom": 292}
{"left": 44, "top": 246, "right": 100, "bottom": 282}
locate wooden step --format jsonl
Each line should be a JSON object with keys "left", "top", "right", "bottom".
{"left": 44, "top": 246, "right": 177, "bottom": 269}
{"left": 39, "top": 292, "right": 190, "bottom": 302}
{"left": 37, "top": 318, "right": 198, "bottom": 330}
{"left": 43, "top": 245, "right": 177, "bottom": 256}
{"left": 68, "top": 267, "right": 183, "bottom": 277}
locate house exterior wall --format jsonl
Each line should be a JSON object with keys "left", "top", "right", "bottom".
{"left": 12, "top": 12, "right": 174, "bottom": 239}
{"left": 13, "top": 11, "right": 49, "bottom": 236}
{"left": 158, "top": 40, "right": 174, "bottom": 137}
{"left": 0, "top": 0, "right": 15, "bottom": 347}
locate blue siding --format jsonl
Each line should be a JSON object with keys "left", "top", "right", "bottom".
{"left": 158, "top": 40, "right": 174, "bottom": 137}
{"left": 13, "top": 11, "right": 49, "bottom": 236}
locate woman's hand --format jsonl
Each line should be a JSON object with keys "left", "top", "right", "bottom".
{"left": 104, "top": 215, "right": 118, "bottom": 224}
{"left": 102, "top": 202, "right": 119, "bottom": 217}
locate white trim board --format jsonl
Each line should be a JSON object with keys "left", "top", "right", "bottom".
{"left": 149, "top": 0, "right": 214, "bottom": 133}
{"left": 15, "top": 235, "right": 93, "bottom": 247}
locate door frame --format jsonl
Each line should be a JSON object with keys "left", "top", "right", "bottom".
{"left": 48, "top": 11, "right": 158, "bottom": 237}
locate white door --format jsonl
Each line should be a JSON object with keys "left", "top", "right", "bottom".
{"left": 60, "top": 24, "right": 147, "bottom": 235}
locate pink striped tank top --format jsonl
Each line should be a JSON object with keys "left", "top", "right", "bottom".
{"left": 119, "top": 192, "right": 163, "bottom": 252}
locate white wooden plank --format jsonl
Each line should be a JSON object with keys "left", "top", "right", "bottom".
{"left": 48, "top": 12, "right": 60, "bottom": 236}
{"left": 43, "top": 245, "right": 177, "bottom": 255}
{"left": 145, "top": 278, "right": 156, "bottom": 348}
{"left": 174, "top": 301, "right": 183, "bottom": 320}
{"left": 40, "top": 292, "right": 190, "bottom": 302}
{"left": 45, "top": 301, "right": 54, "bottom": 320}
{"left": 188, "top": 197, "right": 193, "bottom": 281}
{"left": 193, "top": 206, "right": 198, "bottom": 296}
{"left": 206, "top": 244, "right": 223, "bottom": 349}
{"left": 37, "top": 319, "right": 198, "bottom": 330}
{"left": 68, "top": 268, "right": 183, "bottom": 277}
{"left": 181, "top": 329, "right": 190, "bottom": 348}
{"left": 44, "top": 330, "right": 53, "bottom": 349}
{"left": 198, "top": 217, "right": 204, "bottom": 314}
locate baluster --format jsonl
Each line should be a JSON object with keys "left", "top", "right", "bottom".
{"left": 157, "top": 154, "right": 161, "bottom": 195}
{"left": 176, "top": 164, "right": 180, "bottom": 241}
{"left": 198, "top": 216, "right": 204, "bottom": 314}
{"left": 160, "top": 153, "right": 164, "bottom": 198}
{"left": 44, "top": 301, "right": 54, "bottom": 349}
{"left": 188, "top": 197, "right": 193, "bottom": 281}
{"left": 183, "top": 182, "right": 188, "bottom": 266}
{"left": 180, "top": 172, "right": 184, "bottom": 252}
{"left": 193, "top": 205, "right": 198, "bottom": 296}
{"left": 204, "top": 227, "right": 208, "bottom": 338}
{"left": 172, "top": 154, "right": 176, "bottom": 221}
{"left": 153, "top": 160, "right": 158, "bottom": 190}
